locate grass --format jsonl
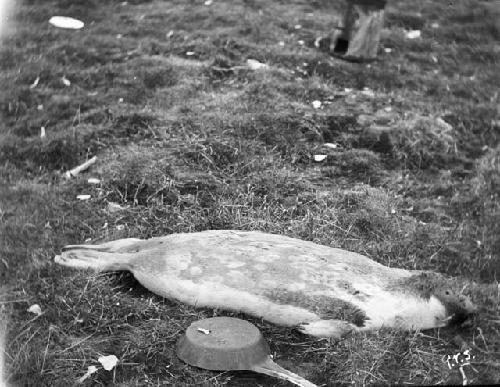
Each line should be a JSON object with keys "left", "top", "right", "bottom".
{"left": 1, "top": 0, "right": 499, "bottom": 385}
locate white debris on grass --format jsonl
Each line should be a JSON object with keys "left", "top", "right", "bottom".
{"left": 313, "top": 155, "right": 327, "bottom": 162}
{"left": 87, "top": 178, "right": 101, "bottom": 185}
{"left": 61, "top": 76, "right": 71, "bottom": 86}
{"left": 312, "top": 100, "right": 322, "bottom": 109}
{"left": 361, "top": 87, "right": 375, "bottom": 97}
{"left": 76, "top": 195, "right": 91, "bottom": 201}
{"left": 30, "top": 76, "right": 40, "bottom": 89}
{"left": 405, "top": 30, "right": 421, "bottom": 39}
{"left": 323, "top": 143, "right": 338, "bottom": 149}
{"left": 49, "top": 16, "right": 84, "bottom": 30}
{"left": 246, "top": 59, "right": 269, "bottom": 70}
{"left": 65, "top": 156, "right": 98, "bottom": 179}
{"left": 436, "top": 117, "right": 453, "bottom": 132}
{"left": 40, "top": 127, "right": 46, "bottom": 138}
{"left": 27, "top": 304, "right": 42, "bottom": 316}
{"left": 77, "top": 366, "right": 98, "bottom": 384}
{"left": 108, "top": 202, "right": 126, "bottom": 212}
{"left": 98, "top": 355, "right": 118, "bottom": 371}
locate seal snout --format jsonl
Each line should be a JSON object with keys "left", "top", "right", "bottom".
{"left": 460, "top": 294, "right": 478, "bottom": 315}
{"left": 447, "top": 294, "right": 477, "bottom": 326}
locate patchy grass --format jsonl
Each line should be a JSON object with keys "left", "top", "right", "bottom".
{"left": 1, "top": 0, "right": 499, "bottom": 385}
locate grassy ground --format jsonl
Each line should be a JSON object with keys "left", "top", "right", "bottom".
{"left": 1, "top": 0, "right": 499, "bottom": 385}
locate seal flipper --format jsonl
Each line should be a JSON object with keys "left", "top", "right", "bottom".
{"left": 297, "top": 319, "right": 357, "bottom": 338}
{"left": 55, "top": 248, "right": 135, "bottom": 272}
{"left": 61, "top": 238, "right": 142, "bottom": 253}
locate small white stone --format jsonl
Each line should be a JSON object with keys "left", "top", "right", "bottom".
{"left": 323, "top": 143, "right": 338, "bottom": 149}
{"left": 87, "top": 178, "right": 101, "bottom": 185}
{"left": 49, "top": 16, "right": 84, "bottom": 30}
{"left": 98, "top": 355, "right": 118, "bottom": 371}
{"left": 61, "top": 76, "right": 71, "bottom": 86}
{"left": 246, "top": 59, "right": 268, "bottom": 70}
{"left": 27, "top": 304, "right": 42, "bottom": 316}
{"left": 405, "top": 30, "right": 421, "bottom": 39}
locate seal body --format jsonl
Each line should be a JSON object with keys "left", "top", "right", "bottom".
{"left": 55, "top": 230, "right": 476, "bottom": 337}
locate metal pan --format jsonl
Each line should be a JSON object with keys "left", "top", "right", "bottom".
{"left": 176, "top": 317, "right": 317, "bottom": 387}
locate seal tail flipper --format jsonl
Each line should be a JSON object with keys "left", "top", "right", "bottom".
{"left": 55, "top": 247, "right": 134, "bottom": 272}
{"left": 61, "top": 238, "right": 142, "bottom": 253}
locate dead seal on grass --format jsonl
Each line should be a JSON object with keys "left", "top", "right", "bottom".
{"left": 55, "top": 230, "right": 476, "bottom": 338}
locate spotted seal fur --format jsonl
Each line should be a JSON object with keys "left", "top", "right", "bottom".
{"left": 54, "top": 230, "right": 476, "bottom": 338}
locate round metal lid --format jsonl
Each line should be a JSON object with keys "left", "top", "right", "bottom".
{"left": 176, "top": 317, "right": 271, "bottom": 371}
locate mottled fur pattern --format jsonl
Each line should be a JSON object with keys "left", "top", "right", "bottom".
{"left": 55, "top": 230, "right": 476, "bottom": 338}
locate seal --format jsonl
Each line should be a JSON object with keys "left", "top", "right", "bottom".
{"left": 54, "top": 230, "right": 476, "bottom": 338}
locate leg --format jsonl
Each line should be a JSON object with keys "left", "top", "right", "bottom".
{"left": 297, "top": 319, "right": 358, "bottom": 338}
